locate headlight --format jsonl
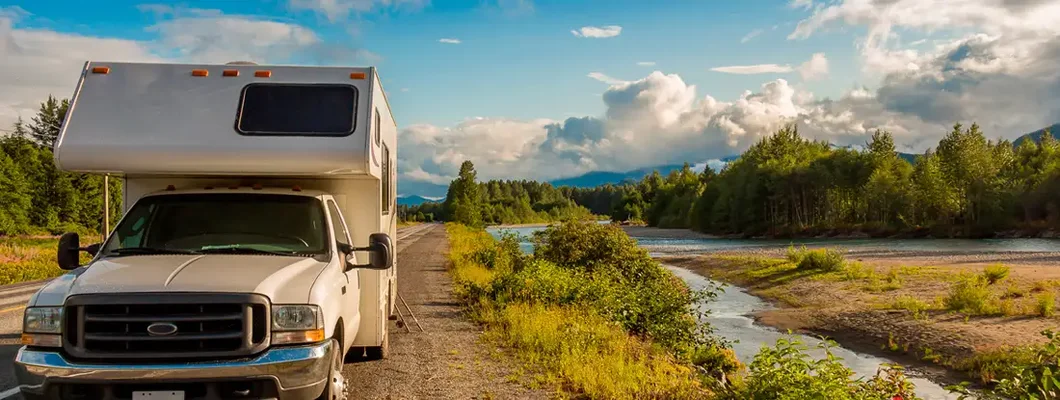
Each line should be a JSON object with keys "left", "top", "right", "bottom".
{"left": 24, "top": 307, "right": 62, "bottom": 334}
{"left": 271, "top": 305, "right": 324, "bottom": 345}
{"left": 22, "top": 307, "right": 62, "bottom": 348}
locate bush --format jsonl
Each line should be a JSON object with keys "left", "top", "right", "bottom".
{"left": 786, "top": 245, "right": 845, "bottom": 272}
{"left": 891, "top": 295, "right": 930, "bottom": 319}
{"left": 1037, "top": 292, "right": 1055, "bottom": 317}
{"left": 944, "top": 276, "right": 994, "bottom": 315}
{"left": 982, "top": 264, "right": 1010, "bottom": 285}
{"left": 952, "top": 330, "right": 1060, "bottom": 398}
{"left": 721, "top": 337, "right": 920, "bottom": 400}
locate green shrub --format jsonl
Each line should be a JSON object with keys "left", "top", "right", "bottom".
{"left": 721, "top": 337, "right": 920, "bottom": 400}
{"left": 1037, "top": 292, "right": 1055, "bottom": 317}
{"left": 982, "top": 264, "right": 1010, "bottom": 285}
{"left": 841, "top": 261, "right": 871, "bottom": 280}
{"left": 951, "top": 330, "right": 1060, "bottom": 399}
{"left": 786, "top": 245, "right": 845, "bottom": 272}
{"left": 944, "top": 276, "right": 994, "bottom": 315}
{"left": 891, "top": 295, "right": 930, "bottom": 319}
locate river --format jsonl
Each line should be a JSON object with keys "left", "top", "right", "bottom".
{"left": 486, "top": 224, "right": 982, "bottom": 400}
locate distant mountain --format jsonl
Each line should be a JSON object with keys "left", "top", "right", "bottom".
{"left": 549, "top": 164, "right": 686, "bottom": 188}
{"left": 1014, "top": 123, "right": 1060, "bottom": 147}
{"left": 397, "top": 195, "right": 442, "bottom": 206}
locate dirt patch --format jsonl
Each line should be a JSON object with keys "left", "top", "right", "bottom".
{"left": 343, "top": 225, "right": 549, "bottom": 400}
{"left": 663, "top": 253, "right": 1060, "bottom": 386}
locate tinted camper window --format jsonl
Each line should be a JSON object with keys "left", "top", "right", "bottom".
{"left": 237, "top": 84, "right": 358, "bottom": 136}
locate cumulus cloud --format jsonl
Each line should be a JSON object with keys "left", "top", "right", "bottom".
{"left": 711, "top": 64, "right": 793, "bottom": 74}
{"left": 398, "top": 71, "right": 928, "bottom": 187}
{"left": 438, "top": 38, "right": 461, "bottom": 44}
{"left": 797, "top": 52, "right": 829, "bottom": 80}
{"left": 740, "top": 29, "right": 764, "bottom": 43}
{"left": 571, "top": 25, "right": 622, "bottom": 38}
{"left": 288, "top": 0, "right": 427, "bottom": 23}
{"left": 0, "top": 7, "right": 162, "bottom": 129}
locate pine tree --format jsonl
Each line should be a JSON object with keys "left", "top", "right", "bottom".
{"left": 29, "top": 96, "right": 70, "bottom": 148}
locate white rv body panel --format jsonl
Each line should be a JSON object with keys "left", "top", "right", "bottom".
{"left": 54, "top": 62, "right": 377, "bottom": 177}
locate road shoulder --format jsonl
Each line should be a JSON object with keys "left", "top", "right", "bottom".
{"left": 343, "top": 225, "right": 548, "bottom": 400}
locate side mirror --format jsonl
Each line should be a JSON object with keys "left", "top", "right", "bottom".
{"left": 57, "top": 232, "right": 81, "bottom": 270}
{"left": 344, "top": 233, "right": 393, "bottom": 271}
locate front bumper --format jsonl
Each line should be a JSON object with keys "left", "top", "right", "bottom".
{"left": 14, "top": 341, "right": 334, "bottom": 400}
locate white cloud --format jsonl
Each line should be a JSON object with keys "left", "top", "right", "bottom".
{"left": 587, "top": 72, "right": 626, "bottom": 85}
{"left": 790, "top": 0, "right": 813, "bottom": 10}
{"left": 571, "top": 25, "right": 622, "bottom": 38}
{"left": 797, "top": 52, "right": 829, "bottom": 80}
{"left": 637, "top": 61, "right": 656, "bottom": 66}
{"left": 400, "top": 88, "right": 410, "bottom": 92}
{"left": 0, "top": 7, "right": 163, "bottom": 129}
{"left": 438, "top": 38, "right": 461, "bottom": 44}
{"left": 740, "top": 29, "right": 763, "bottom": 43}
{"left": 288, "top": 0, "right": 428, "bottom": 23}
{"left": 146, "top": 11, "right": 320, "bottom": 64}
{"left": 711, "top": 64, "right": 794, "bottom": 74}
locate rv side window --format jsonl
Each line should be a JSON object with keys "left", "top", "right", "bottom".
{"left": 236, "top": 83, "right": 358, "bottom": 136}
{"left": 374, "top": 109, "right": 381, "bottom": 145}
{"left": 326, "top": 200, "right": 351, "bottom": 245}
{"left": 382, "top": 144, "right": 390, "bottom": 214}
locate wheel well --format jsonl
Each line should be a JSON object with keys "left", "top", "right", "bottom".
{"left": 333, "top": 319, "right": 344, "bottom": 357}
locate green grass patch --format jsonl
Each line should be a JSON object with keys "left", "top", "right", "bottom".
{"left": 890, "top": 295, "right": 931, "bottom": 319}
{"left": 786, "top": 245, "right": 845, "bottom": 272}
{"left": 1037, "top": 292, "right": 1055, "bottom": 317}
{"left": 944, "top": 275, "right": 995, "bottom": 315}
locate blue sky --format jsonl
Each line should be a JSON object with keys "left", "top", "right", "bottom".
{"left": 2, "top": 0, "right": 1059, "bottom": 196}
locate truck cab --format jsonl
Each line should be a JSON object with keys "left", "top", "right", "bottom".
{"left": 14, "top": 61, "right": 399, "bottom": 400}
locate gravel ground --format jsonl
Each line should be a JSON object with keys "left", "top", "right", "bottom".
{"left": 342, "top": 224, "right": 548, "bottom": 400}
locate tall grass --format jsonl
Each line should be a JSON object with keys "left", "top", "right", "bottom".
{"left": 786, "top": 245, "right": 845, "bottom": 272}
{"left": 0, "top": 237, "right": 67, "bottom": 285}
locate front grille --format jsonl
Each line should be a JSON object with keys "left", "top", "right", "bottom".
{"left": 63, "top": 294, "right": 270, "bottom": 360}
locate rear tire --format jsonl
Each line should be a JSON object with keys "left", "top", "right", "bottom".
{"left": 365, "top": 295, "right": 391, "bottom": 360}
{"left": 316, "top": 338, "right": 346, "bottom": 400}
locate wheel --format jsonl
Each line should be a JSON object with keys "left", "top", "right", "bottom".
{"left": 317, "top": 338, "right": 347, "bottom": 400}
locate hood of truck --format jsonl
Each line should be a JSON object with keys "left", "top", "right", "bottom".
{"left": 29, "top": 254, "right": 331, "bottom": 307}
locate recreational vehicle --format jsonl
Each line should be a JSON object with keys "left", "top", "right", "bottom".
{"left": 13, "top": 61, "right": 398, "bottom": 400}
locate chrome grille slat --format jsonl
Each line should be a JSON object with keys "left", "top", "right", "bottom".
{"left": 84, "top": 313, "right": 244, "bottom": 323}
{"left": 84, "top": 332, "right": 245, "bottom": 341}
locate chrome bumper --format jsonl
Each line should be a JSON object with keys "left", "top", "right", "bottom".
{"left": 14, "top": 341, "right": 333, "bottom": 400}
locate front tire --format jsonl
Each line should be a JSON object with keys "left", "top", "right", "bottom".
{"left": 317, "top": 338, "right": 346, "bottom": 400}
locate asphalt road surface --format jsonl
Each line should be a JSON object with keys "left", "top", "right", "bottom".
{"left": 0, "top": 223, "right": 435, "bottom": 400}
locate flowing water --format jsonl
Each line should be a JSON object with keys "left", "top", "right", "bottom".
{"left": 484, "top": 224, "right": 1017, "bottom": 399}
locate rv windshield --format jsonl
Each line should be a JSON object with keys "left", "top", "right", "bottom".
{"left": 101, "top": 193, "right": 330, "bottom": 258}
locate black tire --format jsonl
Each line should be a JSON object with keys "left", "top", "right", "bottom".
{"left": 364, "top": 327, "right": 390, "bottom": 360}
{"left": 316, "top": 338, "right": 346, "bottom": 400}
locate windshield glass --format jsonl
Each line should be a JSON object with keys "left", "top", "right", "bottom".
{"left": 101, "top": 193, "right": 329, "bottom": 257}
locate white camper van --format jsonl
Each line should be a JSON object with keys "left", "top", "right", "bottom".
{"left": 14, "top": 61, "right": 398, "bottom": 400}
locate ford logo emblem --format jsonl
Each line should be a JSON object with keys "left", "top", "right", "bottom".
{"left": 146, "top": 322, "right": 179, "bottom": 336}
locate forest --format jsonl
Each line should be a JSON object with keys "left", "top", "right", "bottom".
{"left": 408, "top": 123, "right": 1060, "bottom": 238}
{"left": 400, "top": 160, "right": 594, "bottom": 227}
{"left": 0, "top": 96, "right": 122, "bottom": 237}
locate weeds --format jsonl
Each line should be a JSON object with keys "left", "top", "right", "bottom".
{"left": 1037, "top": 292, "right": 1055, "bottom": 317}
{"left": 0, "top": 237, "right": 73, "bottom": 285}
{"left": 982, "top": 264, "right": 1010, "bottom": 285}
{"left": 786, "top": 245, "right": 845, "bottom": 272}
{"left": 891, "top": 295, "right": 931, "bottom": 319}
{"left": 944, "top": 275, "right": 995, "bottom": 315}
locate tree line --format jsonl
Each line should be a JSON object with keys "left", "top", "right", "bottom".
{"left": 0, "top": 96, "right": 122, "bottom": 237}
{"left": 586, "top": 123, "right": 1060, "bottom": 237}
{"left": 409, "top": 122, "right": 1060, "bottom": 238}
{"left": 401, "top": 161, "right": 593, "bottom": 227}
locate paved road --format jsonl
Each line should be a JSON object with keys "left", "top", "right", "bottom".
{"left": 0, "top": 223, "right": 436, "bottom": 399}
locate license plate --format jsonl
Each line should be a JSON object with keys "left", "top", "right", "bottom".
{"left": 132, "top": 391, "right": 184, "bottom": 400}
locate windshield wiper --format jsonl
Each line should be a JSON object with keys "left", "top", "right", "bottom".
{"left": 106, "top": 247, "right": 201, "bottom": 256}
{"left": 195, "top": 246, "right": 305, "bottom": 256}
